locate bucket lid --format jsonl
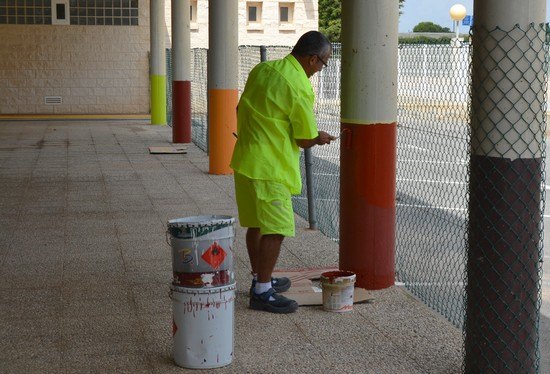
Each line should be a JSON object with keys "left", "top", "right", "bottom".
{"left": 320, "top": 270, "right": 356, "bottom": 284}
{"left": 168, "top": 215, "right": 235, "bottom": 228}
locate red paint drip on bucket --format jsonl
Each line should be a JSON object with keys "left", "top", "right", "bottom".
{"left": 320, "top": 270, "right": 356, "bottom": 283}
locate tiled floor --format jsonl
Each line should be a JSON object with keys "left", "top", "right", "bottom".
{"left": 0, "top": 121, "right": 463, "bottom": 373}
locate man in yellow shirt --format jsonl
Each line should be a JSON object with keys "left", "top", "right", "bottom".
{"left": 230, "top": 31, "right": 335, "bottom": 313}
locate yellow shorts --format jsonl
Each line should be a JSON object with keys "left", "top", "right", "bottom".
{"left": 234, "top": 172, "right": 295, "bottom": 237}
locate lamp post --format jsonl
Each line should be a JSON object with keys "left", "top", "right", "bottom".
{"left": 450, "top": 3, "right": 467, "bottom": 46}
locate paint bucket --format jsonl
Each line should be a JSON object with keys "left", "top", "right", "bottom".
{"left": 320, "top": 270, "right": 356, "bottom": 313}
{"left": 167, "top": 215, "right": 235, "bottom": 287}
{"left": 170, "top": 283, "right": 236, "bottom": 369}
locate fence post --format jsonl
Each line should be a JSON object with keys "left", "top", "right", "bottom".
{"left": 304, "top": 149, "right": 318, "bottom": 230}
{"left": 259, "top": 45, "right": 318, "bottom": 229}
{"left": 260, "top": 45, "right": 267, "bottom": 62}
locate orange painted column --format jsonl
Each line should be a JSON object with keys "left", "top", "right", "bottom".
{"left": 339, "top": 0, "right": 398, "bottom": 290}
{"left": 207, "top": 0, "right": 238, "bottom": 175}
{"left": 208, "top": 89, "right": 238, "bottom": 174}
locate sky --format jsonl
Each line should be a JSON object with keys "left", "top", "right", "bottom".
{"left": 398, "top": 0, "right": 549, "bottom": 33}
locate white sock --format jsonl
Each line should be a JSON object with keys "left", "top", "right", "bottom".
{"left": 255, "top": 281, "right": 271, "bottom": 294}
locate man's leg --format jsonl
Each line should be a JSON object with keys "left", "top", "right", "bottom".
{"left": 249, "top": 232, "right": 297, "bottom": 313}
{"left": 256, "top": 234, "right": 284, "bottom": 283}
{"left": 246, "top": 227, "right": 261, "bottom": 275}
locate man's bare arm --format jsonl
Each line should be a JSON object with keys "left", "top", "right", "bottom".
{"left": 295, "top": 131, "right": 336, "bottom": 149}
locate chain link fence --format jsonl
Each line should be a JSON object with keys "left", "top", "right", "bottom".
{"left": 464, "top": 24, "right": 546, "bottom": 373}
{"left": 166, "top": 41, "right": 546, "bottom": 369}
{"left": 396, "top": 43, "right": 470, "bottom": 328}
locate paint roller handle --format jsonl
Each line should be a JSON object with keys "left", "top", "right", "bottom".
{"left": 334, "top": 129, "right": 346, "bottom": 139}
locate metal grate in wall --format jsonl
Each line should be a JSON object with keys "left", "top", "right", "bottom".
{"left": 69, "top": 0, "right": 138, "bottom": 26}
{"left": 0, "top": 0, "right": 52, "bottom": 25}
{"left": 0, "top": 0, "right": 138, "bottom": 25}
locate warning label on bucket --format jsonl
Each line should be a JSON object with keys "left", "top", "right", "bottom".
{"left": 201, "top": 242, "right": 227, "bottom": 269}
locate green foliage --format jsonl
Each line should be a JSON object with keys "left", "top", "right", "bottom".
{"left": 319, "top": 0, "right": 406, "bottom": 43}
{"left": 318, "top": 0, "right": 341, "bottom": 42}
{"left": 399, "top": 36, "right": 452, "bottom": 44}
{"left": 398, "top": 35, "right": 470, "bottom": 44}
{"left": 413, "top": 21, "right": 451, "bottom": 33}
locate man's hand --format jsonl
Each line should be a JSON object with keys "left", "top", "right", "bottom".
{"left": 316, "top": 131, "right": 337, "bottom": 145}
{"left": 296, "top": 131, "right": 337, "bottom": 149}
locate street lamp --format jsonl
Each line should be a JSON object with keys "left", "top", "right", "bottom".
{"left": 449, "top": 3, "right": 467, "bottom": 41}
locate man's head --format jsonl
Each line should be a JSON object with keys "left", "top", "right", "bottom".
{"left": 291, "top": 31, "right": 332, "bottom": 78}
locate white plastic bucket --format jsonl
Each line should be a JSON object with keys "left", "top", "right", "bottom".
{"left": 170, "top": 283, "right": 236, "bottom": 369}
{"left": 167, "top": 215, "right": 235, "bottom": 288}
{"left": 320, "top": 271, "right": 356, "bottom": 313}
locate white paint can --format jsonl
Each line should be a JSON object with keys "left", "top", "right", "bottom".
{"left": 170, "top": 283, "right": 236, "bottom": 368}
{"left": 320, "top": 271, "right": 356, "bottom": 313}
{"left": 167, "top": 215, "right": 235, "bottom": 288}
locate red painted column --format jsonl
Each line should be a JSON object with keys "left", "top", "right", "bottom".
{"left": 172, "top": 81, "right": 191, "bottom": 143}
{"left": 340, "top": 123, "right": 396, "bottom": 289}
{"left": 339, "top": 0, "right": 398, "bottom": 290}
{"left": 171, "top": 0, "right": 191, "bottom": 143}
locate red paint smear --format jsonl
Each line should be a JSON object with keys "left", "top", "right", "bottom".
{"left": 173, "top": 270, "right": 231, "bottom": 287}
{"left": 321, "top": 270, "right": 355, "bottom": 283}
{"left": 172, "top": 320, "right": 178, "bottom": 336}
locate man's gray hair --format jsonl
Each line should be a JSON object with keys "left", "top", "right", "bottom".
{"left": 291, "top": 31, "right": 332, "bottom": 57}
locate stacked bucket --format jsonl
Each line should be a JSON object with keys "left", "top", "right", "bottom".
{"left": 167, "top": 215, "right": 236, "bottom": 369}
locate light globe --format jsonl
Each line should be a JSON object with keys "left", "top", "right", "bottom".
{"left": 450, "top": 4, "right": 467, "bottom": 21}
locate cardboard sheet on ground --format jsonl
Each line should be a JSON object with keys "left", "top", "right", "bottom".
{"left": 148, "top": 146, "right": 187, "bottom": 154}
{"left": 272, "top": 267, "right": 372, "bottom": 306}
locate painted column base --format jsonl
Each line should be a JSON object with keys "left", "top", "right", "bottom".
{"left": 339, "top": 122, "right": 397, "bottom": 290}
{"left": 173, "top": 80, "right": 191, "bottom": 143}
{"left": 465, "top": 155, "right": 541, "bottom": 372}
{"left": 151, "top": 74, "right": 167, "bottom": 125}
{"left": 208, "top": 89, "right": 238, "bottom": 175}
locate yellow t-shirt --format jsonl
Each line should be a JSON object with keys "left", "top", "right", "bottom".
{"left": 230, "top": 54, "right": 318, "bottom": 195}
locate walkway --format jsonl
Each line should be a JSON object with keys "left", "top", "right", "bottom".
{"left": 0, "top": 121, "right": 462, "bottom": 373}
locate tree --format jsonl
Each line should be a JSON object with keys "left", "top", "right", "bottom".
{"left": 412, "top": 21, "right": 451, "bottom": 33}
{"left": 319, "top": 0, "right": 341, "bottom": 42}
{"left": 319, "top": 0, "right": 406, "bottom": 43}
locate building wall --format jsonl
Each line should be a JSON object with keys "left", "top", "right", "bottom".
{"left": 0, "top": 0, "right": 150, "bottom": 115}
{"left": 0, "top": 0, "right": 317, "bottom": 115}
{"left": 165, "top": 0, "right": 319, "bottom": 49}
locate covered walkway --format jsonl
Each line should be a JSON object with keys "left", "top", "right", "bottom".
{"left": 0, "top": 121, "right": 461, "bottom": 373}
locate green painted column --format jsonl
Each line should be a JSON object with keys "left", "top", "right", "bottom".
{"left": 150, "top": 0, "right": 166, "bottom": 125}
